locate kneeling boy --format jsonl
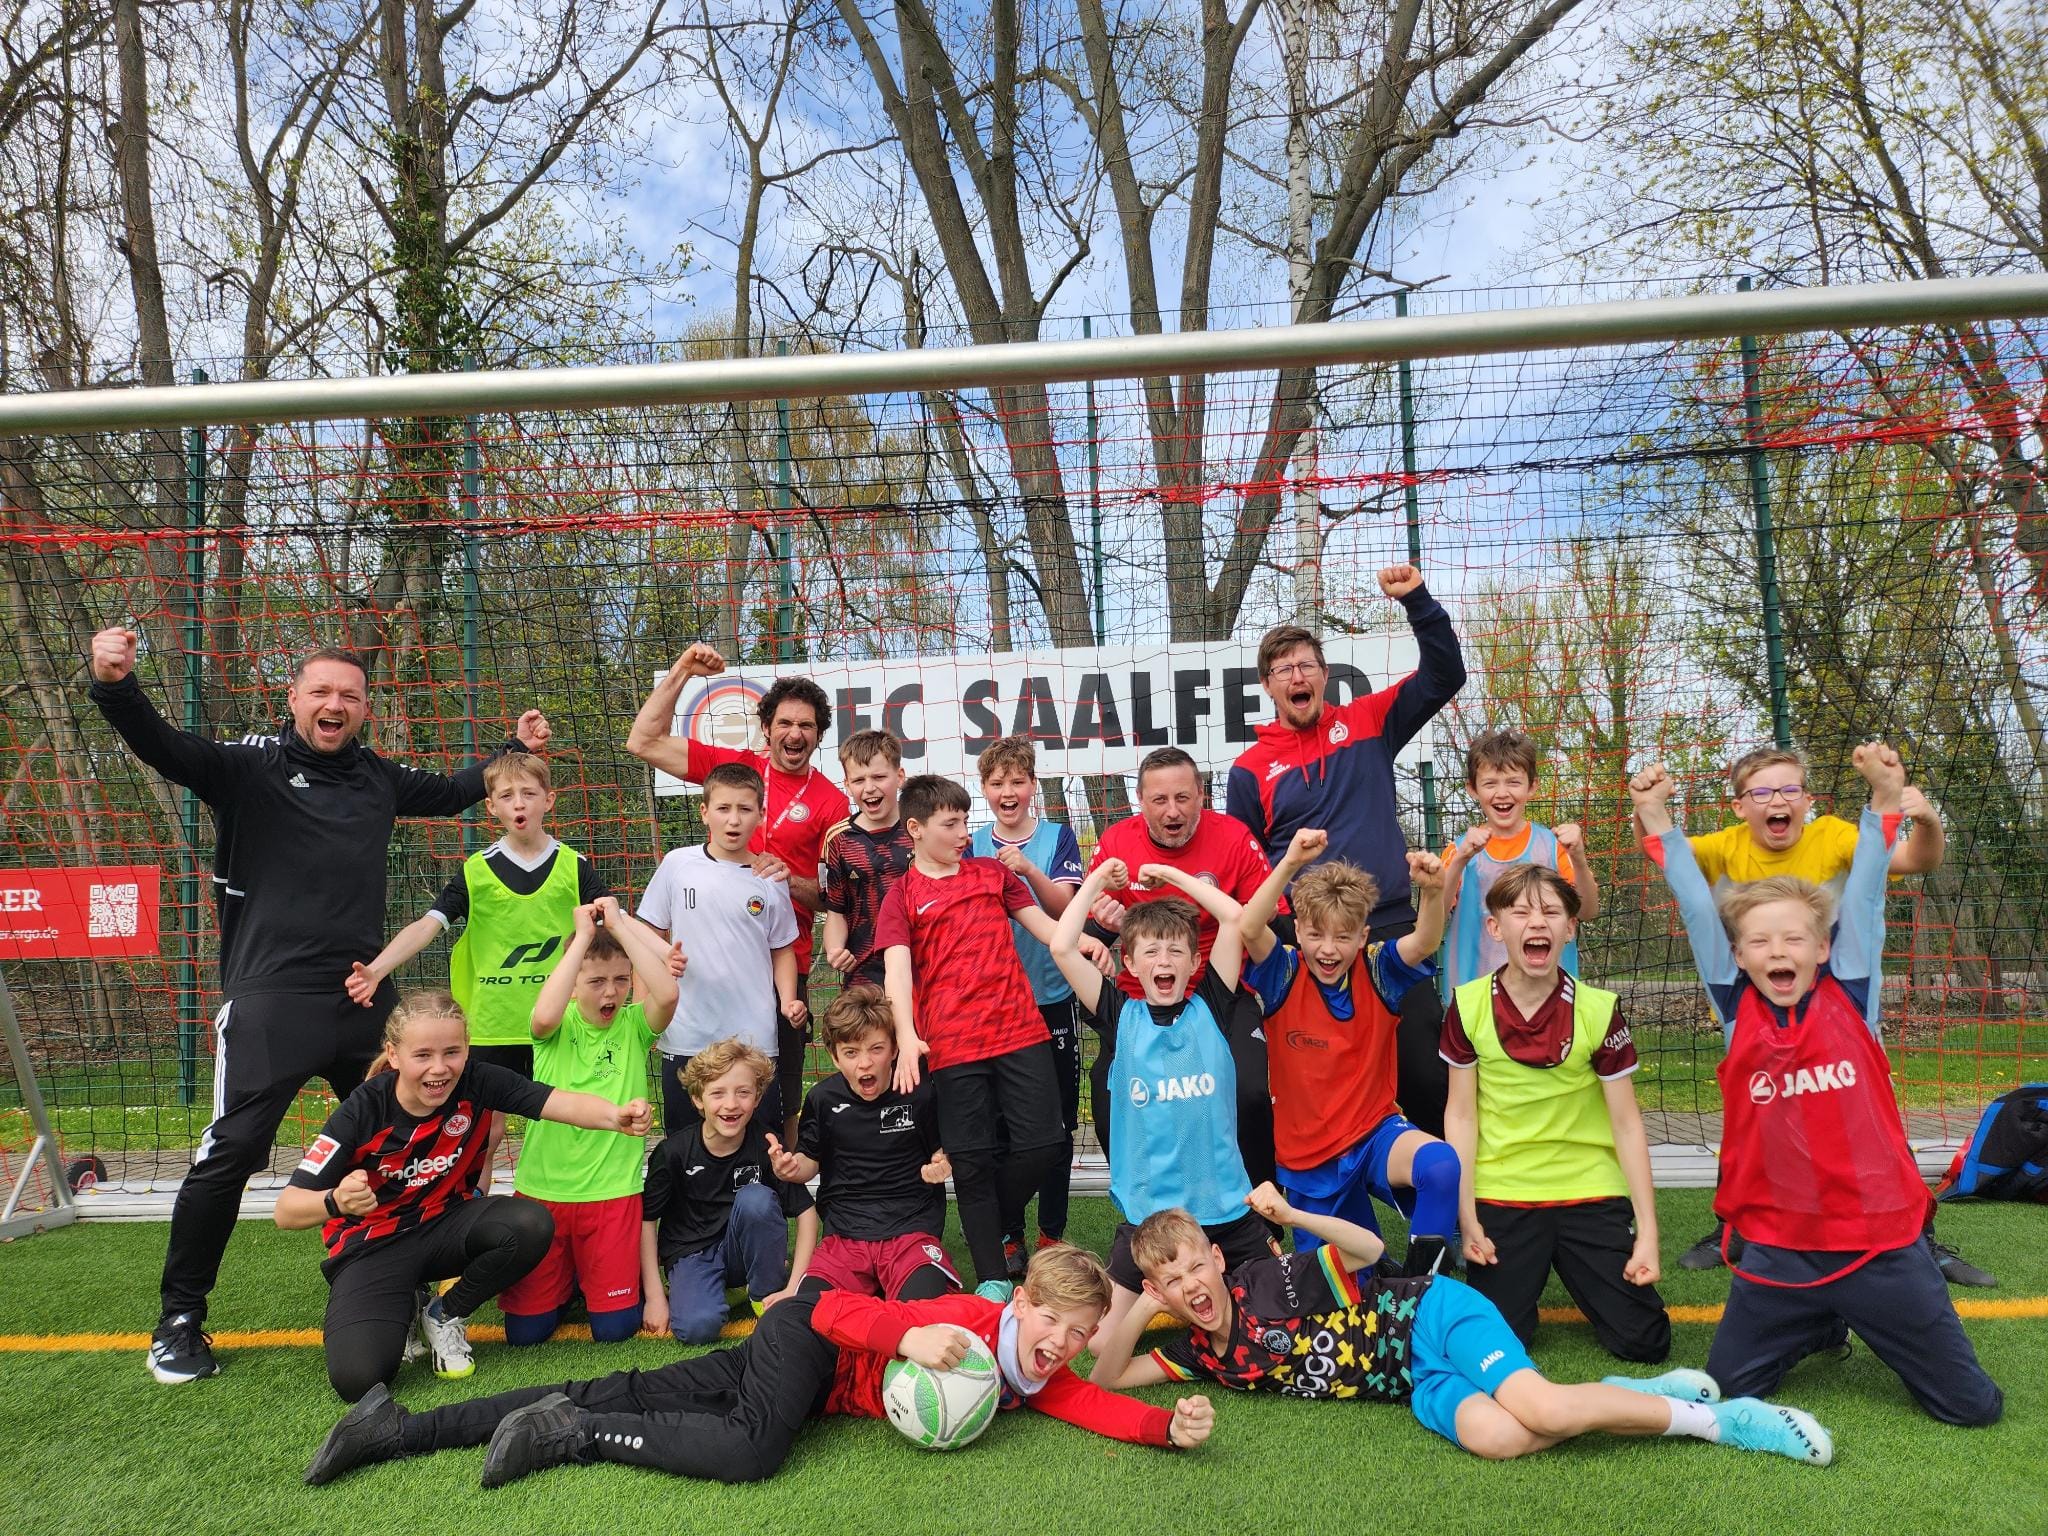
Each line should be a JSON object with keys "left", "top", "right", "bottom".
{"left": 306, "top": 1244, "right": 1213, "bottom": 1488}
{"left": 764, "top": 986, "right": 960, "bottom": 1302}
{"left": 1238, "top": 828, "right": 1458, "bottom": 1273}
{"left": 1093, "top": 1184, "right": 1833, "bottom": 1466}
{"left": 641, "top": 1040, "right": 819, "bottom": 1343}
{"left": 1631, "top": 748, "right": 2001, "bottom": 1426}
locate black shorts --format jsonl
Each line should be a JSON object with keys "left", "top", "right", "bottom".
{"left": 1107, "top": 1207, "right": 1277, "bottom": 1292}
{"left": 468, "top": 1043, "right": 534, "bottom": 1079}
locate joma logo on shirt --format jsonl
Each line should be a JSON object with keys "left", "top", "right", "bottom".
{"left": 1749, "top": 1060, "right": 1858, "bottom": 1104}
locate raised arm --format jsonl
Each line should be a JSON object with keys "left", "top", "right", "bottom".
{"left": 1051, "top": 861, "right": 1127, "bottom": 1001}
{"left": 1375, "top": 566, "right": 1468, "bottom": 755}
{"left": 1891, "top": 783, "right": 1945, "bottom": 874}
{"left": 1556, "top": 821, "right": 1600, "bottom": 921}
{"left": 1136, "top": 863, "right": 1244, "bottom": 988}
{"left": 601, "top": 897, "right": 680, "bottom": 1032}
{"left": 626, "top": 644, "right": 726, "bottom": 780}
{"left": 1630, "top": 764, "right": 1740, "bottom": 1035}
{"left": 1395, "top": 850, "right": 1447, "bottom": 968}
{"left": 530, "top": 905, "right": 598, "bottom": 1039}
{"left": 1240, "top": 828, "right": 1325, "bottom": 962}
{"left": 88, "top": 629, "right": 249, "bottom": 801}
{"left": 1834, "top": 743, "right": 1905, "bottom": 1000}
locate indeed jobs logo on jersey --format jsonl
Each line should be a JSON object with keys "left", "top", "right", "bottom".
{"left": 650, "top": 636, "right": 1426, "bottom": 796}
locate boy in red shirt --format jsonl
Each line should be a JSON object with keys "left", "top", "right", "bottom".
{"left": 304, "top": 1243, "right": 1213, "bottom": 1487}
{"left": 1237, "top": 827, "right": 1458, "bottom": 1274}
{"left": 874, "top": 775, "right": 1069, "bottom": 1293}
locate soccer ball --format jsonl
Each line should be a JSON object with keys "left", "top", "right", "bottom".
{"left": 881, "top": 1333, "right": 1002, "bottom": 1451}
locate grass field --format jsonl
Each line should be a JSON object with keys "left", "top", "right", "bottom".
{"left": 1, "top": 1190, "right": 2044, "bottom": 1536}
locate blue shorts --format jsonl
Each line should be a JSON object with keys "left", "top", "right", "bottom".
{"left": 1407, "top": 1278, "right": 1539, "bottom": 1447}
{"left": 1278, "top": 1112, "right": 1421, "bottom": 1245}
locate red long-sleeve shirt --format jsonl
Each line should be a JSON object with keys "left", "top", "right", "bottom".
{"left": 807, "top": 1290, "right": 1174, "bottom": 1447}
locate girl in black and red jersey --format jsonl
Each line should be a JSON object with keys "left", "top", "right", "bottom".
{"left": 275, "top": 991, "right": 651, "bottom": 1402}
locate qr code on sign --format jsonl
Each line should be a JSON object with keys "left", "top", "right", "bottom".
{"left": 88, "top": 882, "right": 140, "bottom": 939}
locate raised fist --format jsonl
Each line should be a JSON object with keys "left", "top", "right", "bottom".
{"left": 1376, "top": 564, "right": 1424, "bottom": 599}
{"left": 90, "top": 627, "right": 138, "bottom": 685}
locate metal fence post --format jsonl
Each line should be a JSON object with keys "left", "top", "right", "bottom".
{"left": 460, "top": 378, "right": 482, "bottom": 822}
{"left": 1738, "top": 277, "right": 1794, "bottom": 749}
{"left": 1085, "top": 316, "right": 1105, "bottom": 645}
{"left": 773, "top": 342, "right": 796, "bottom": 661}
{"left": 178, "top": 368, "right": 207, "bottom": 1107}
{"left": 1395, "top": 294, "right": 1442, "bottom": 852}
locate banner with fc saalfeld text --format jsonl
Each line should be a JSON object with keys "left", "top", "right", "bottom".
{"left": 652, "top": 635, "right": 1424, "bottom": 796}
{"left": 0, "top": 866, "right": 162, "bottom": 960}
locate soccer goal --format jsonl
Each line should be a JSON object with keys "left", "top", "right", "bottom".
{"left": 1, "top": 274, "right": 2044, "bottom": 1208}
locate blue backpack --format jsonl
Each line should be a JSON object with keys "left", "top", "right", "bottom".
{"left": 1935, "top": 1084, "right": 2048, "bottom": 1203}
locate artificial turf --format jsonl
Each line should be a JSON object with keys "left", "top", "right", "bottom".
{"left": 1, "top": 1190, "right": 2043, "bottom": 1536}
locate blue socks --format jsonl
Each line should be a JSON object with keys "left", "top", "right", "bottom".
{"left": 1406, "top": 1140, "right": 1461, "bottom": 1243}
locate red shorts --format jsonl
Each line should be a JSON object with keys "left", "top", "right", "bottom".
{"left": 803, "top": 1232, "right": 958, "bottom": 1300}
{"left": 498, "top": 1193, "right": 642, "bottom": 1317}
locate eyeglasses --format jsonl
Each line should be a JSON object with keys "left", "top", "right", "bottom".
{"left": 1741, "top": 784, "right": 1808, "bottom": 803}
{"left": 1267, "top": 660, "right": 1324, "bottom": 681}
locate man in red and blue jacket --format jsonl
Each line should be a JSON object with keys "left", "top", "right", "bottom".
{"left": 1226, "top": 563, "right": 1465, "bottom": 1132}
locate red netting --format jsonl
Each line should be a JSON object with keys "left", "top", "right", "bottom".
{"left": 2, "top": 309, "right": 2044, "bottom": 1188}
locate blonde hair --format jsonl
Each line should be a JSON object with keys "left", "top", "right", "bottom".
{"left": 976, "top": 735, "right": 1036, "bottom": 781}
{"left": 1020, "top": 1242, "right": 1112, "bottom": 1317}
{"left": 682, "top": 1038, "right": 775, "bottom": 1099}
{"left": 1290, "top": 859, "right": 1378, "bottom": 932}
{"left": 1727, "top": 746, "right": 1808, "bottom": 795}
{"left": 1717, "top": 875, "right": 1836, "bottom": 941}
{"left": 371, "top": 989, "right": 467, "bottom": 1078}
{"left": 1128, "top": 1209, "right": 1209, "bottom": 1276}
{"left": 821, "top": 985, "right": 895, "bottom": 1051}
{"left": 483, "top": 751, "right": 551, "bottom": 796}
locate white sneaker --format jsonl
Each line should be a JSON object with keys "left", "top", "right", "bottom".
{"left": 400, "top": 1286, "right": 430, "bottom": 1365}
{"left": 420, "top": 1298, "right": 474, "bottom": 1379}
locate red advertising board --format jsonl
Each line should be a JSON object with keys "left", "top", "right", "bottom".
{"left": 0, "top": 866, "right": 162, "bottom": 960}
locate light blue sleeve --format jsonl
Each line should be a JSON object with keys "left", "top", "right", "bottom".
{"left": 1651, "top": 827, "right": 1742, "bottom": 1040}
{"left": 1826, "top": 808, "right": 1894, "bottom": 1026}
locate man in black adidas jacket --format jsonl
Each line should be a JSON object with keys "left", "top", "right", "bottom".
{"left": 88, "top": 627, "right": 550, "bottom": 1385}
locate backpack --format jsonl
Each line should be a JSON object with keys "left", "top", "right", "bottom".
{"left": 1934, "top": 1084, "right": 2048, "bottom": 1203}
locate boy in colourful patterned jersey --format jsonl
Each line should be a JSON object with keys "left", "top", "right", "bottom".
{"left": 305, "top": 1243, "right": 1213, "bottom": 1488}
{"left": 875, "top": 775, "right": 1069, "bottom": 1294}
{"left": 1441, "top": 864, "right": 1668, "bottom": 1361}
{"left": 1438, "top": 728, "right": 1596, "bottom": 994}
{"left": 346, "top": 751, "right": 608, "bottom": 1079}
{"left": 1236, "top": 827, "right": 1457, "bottom": 1275}
{"left": 821, "top": 729, "right": 913, "bottom": 989}
{"left": 972, "top": 735, "right": 1086, "bottom": 1264}
{"left": 1092, "top": 1184, "right": 1835, "bottom": 1467}
{"left": 1631, "top": 749, "right": 2002, "bottom": 1426}
{"left": 497, "top": 897, "right": 676, "bottom": 1346}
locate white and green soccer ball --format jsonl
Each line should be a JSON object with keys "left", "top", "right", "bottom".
{"left": 881, "top": 1332, "right": 1001, "bottom": 1451}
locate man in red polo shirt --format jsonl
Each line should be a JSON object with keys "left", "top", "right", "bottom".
{"left": 629, "top": 644, "right": 851, "bottom": 1143}
{"left": 1084, "top": 746, "right": 1279, "bottom": 1187}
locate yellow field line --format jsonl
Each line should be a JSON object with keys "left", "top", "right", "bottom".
{"left": 3, "top": 1297, "right": 2045, "bottom": 1355}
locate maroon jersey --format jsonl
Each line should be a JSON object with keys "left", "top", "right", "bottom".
{"left": 872, "top": 859, "right": 1046, "bottom": 1071}
{"left": 288, "top": 1061, "right": 551, "bottom": 1267}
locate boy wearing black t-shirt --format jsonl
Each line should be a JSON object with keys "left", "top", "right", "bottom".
{"left": 765, "top": 988, "right": 960, "bottom": 1301}
{"left": 642, "top": 1040, "right": 818, "bottom": 1344}
{"left": 1091, "top": 1183, "right": 1836, "bottom": 1467}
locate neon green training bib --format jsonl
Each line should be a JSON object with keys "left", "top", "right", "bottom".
{"left": 449, "top": 845, "right": 582, "bottom": 1046}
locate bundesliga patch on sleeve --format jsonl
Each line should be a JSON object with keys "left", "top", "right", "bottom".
{"left": 298, "top": 1134, "right": 340, "bottom": 1175}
